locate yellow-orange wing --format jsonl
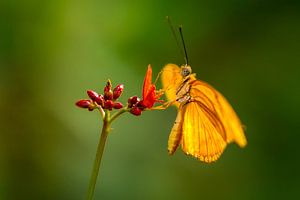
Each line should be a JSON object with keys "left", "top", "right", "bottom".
{"left": 181, "top": 100, "right": 227, "bottom": 163}
{"left": 189, "top": 80, "right": 247, "bottom": 147}
{"left": 161, "top": 64, "right": 182, "bottom": 107}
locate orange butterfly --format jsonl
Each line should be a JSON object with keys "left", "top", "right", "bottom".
{"left": 161, "top": 63, "right": 247, "bottom": 163}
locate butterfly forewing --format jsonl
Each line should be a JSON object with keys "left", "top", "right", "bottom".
{"left": 161, "top": 64, "right": 183, "bottom": 107}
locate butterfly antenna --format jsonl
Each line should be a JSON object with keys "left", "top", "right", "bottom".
{"left": 166, "top": 16, "right": 187, "bottom": 65}
{"left": 179, "top": 25, "right": 189, "bottom": 65}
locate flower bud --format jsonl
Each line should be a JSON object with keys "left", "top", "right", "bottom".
{"left": 127, "top": 96, "right": 140, "bottom": 108}
{"left": 113, "top": 102, "right": 123, "bottom": 109}
{"left": 104, "top": 80, "right": 113, "bottom": 100}
{"left": 87, "top": 90, "right": 98, "bottom": 100}
{"left": 104, "top": 80, "right": 111, "bottom": 92}
{"left": 113, "top": 84, "right": 124, "bottom": 100}
{"left": 130, "top": 106, "right": 142, "bottom": 116}
{"left": 97, "top": 94, "right": 105, "bottom": 106}
{"left": 76, "top": 99, "right": 92, "bottom": 108}
{"left": 104, "top": 79, "right": 112, "bottom": 91}
{"left": 136, "top": 100, "right": 145, "bottom": 110}
{"left": 87, "top": 90, "right": 104, "bottom": 105}
{"left": 104, "top": 100, "right": 114, "bottom": 110}
{"left": 104, "top": 92, "right": 113, "bottom": 100}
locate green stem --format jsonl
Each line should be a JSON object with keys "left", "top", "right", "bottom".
{"left": 110, "top": 107, "right": 129, "bottom": 123}
{"left": 86, "top": 111, "right": 110, "bottom": 200}
{"left": 86, "top": 108, "right": 128, "bottom": 200}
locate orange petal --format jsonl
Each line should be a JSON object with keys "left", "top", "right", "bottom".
{"left": 142, "top": 85, "right": 156, "bottom": 108}
{"left": 143, "top": 64, "right": 152, "bottom": 99}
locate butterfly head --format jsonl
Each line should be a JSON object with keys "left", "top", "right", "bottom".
{"left": 180, "top": 65, "right": 192, "bottom": 78}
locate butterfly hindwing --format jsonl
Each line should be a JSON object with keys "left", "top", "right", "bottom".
{"left": 181, "top": 101, "right": 227, "bottom": 163}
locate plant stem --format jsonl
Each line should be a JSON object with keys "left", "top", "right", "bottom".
{"left": 86, "top": 108, "right": 128, "bottom": 200}
{"left": 110, "top": 107, "right": 129, "bottom": 123}
{"left": 86, "top": 111, "right": 111, "bottom": 200}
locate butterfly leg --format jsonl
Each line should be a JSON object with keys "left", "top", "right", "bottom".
{"left": 154, "top": 68, "right": 167, "bottom": 85}
{"left": 150, "top": 100, "right": 177, "bottom": 110}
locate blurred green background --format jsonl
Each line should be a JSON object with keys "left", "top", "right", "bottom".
{"left": 1, "top": 0, "right": 300, "bottom": 199}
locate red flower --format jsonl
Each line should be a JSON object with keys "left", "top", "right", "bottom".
{"left": 140, "top": 65, "right": 162, "bottom": 108}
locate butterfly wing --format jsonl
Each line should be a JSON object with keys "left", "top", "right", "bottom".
{"left": 190, "top": 80, "right": 247, "bottom": 147}
{"left": 161, "top": 64, "right": 183, "bottom": 107}
{"left": 181, "top": 101, "right": 227, "bottom": 163}
{"left": 162, "top": 64, "right": 246, "bottom": 163}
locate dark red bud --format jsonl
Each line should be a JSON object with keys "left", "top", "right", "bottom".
{"left": 97, "top": 94, "right": 104, "bottom": 106}
{"left": 76, "top": 99, "right": 92, "bottom": 108}
{"left": 104, "top": 100, "right": 114, "bottom": 110}
{"left": 87, "top": 90, "right": 104, "bottom": 105}
{"left": 104, "top": 91, "right": 113, "bottom": 100}
{"left": 104, "top": 80, "right": 113, "bottom": 100}
{"left": 136, "top": 100, "right": 145, "bottom": 110}
{"left": 87, "top": 90, "right": 98, "bottom": 100}
{"left": 130, "top": 106, "right": 142, "bottom": 116}
{"left": 113, "top": 102, "right": 123, "bottom": 109}
{"left": 104, "top": 80, "right": 112, "bottom": 92}
{"left": 113, "top": 84, "right": 124, "bottom": 99}
{"left": 127, "top": 96, "right": 140, "bottom": 108}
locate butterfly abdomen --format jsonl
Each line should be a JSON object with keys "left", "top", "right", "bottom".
{"left": 168, "top": 108, "right": 184, "bottom": 155}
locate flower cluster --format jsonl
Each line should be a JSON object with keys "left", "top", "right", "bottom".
{"left": 76, "top": 80, "right": 124, "bottom": 111}
{"left": 76, "top": 65, "right": 163, "bottom": 117}
{"left": 127, "top": 65, "right": 163, "bottom": 116}
{"left": 127, "top": 96, "right": 143, "bottom": 116}
{"left": 75, "top": 64, "right": 164, "bottom": 200}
